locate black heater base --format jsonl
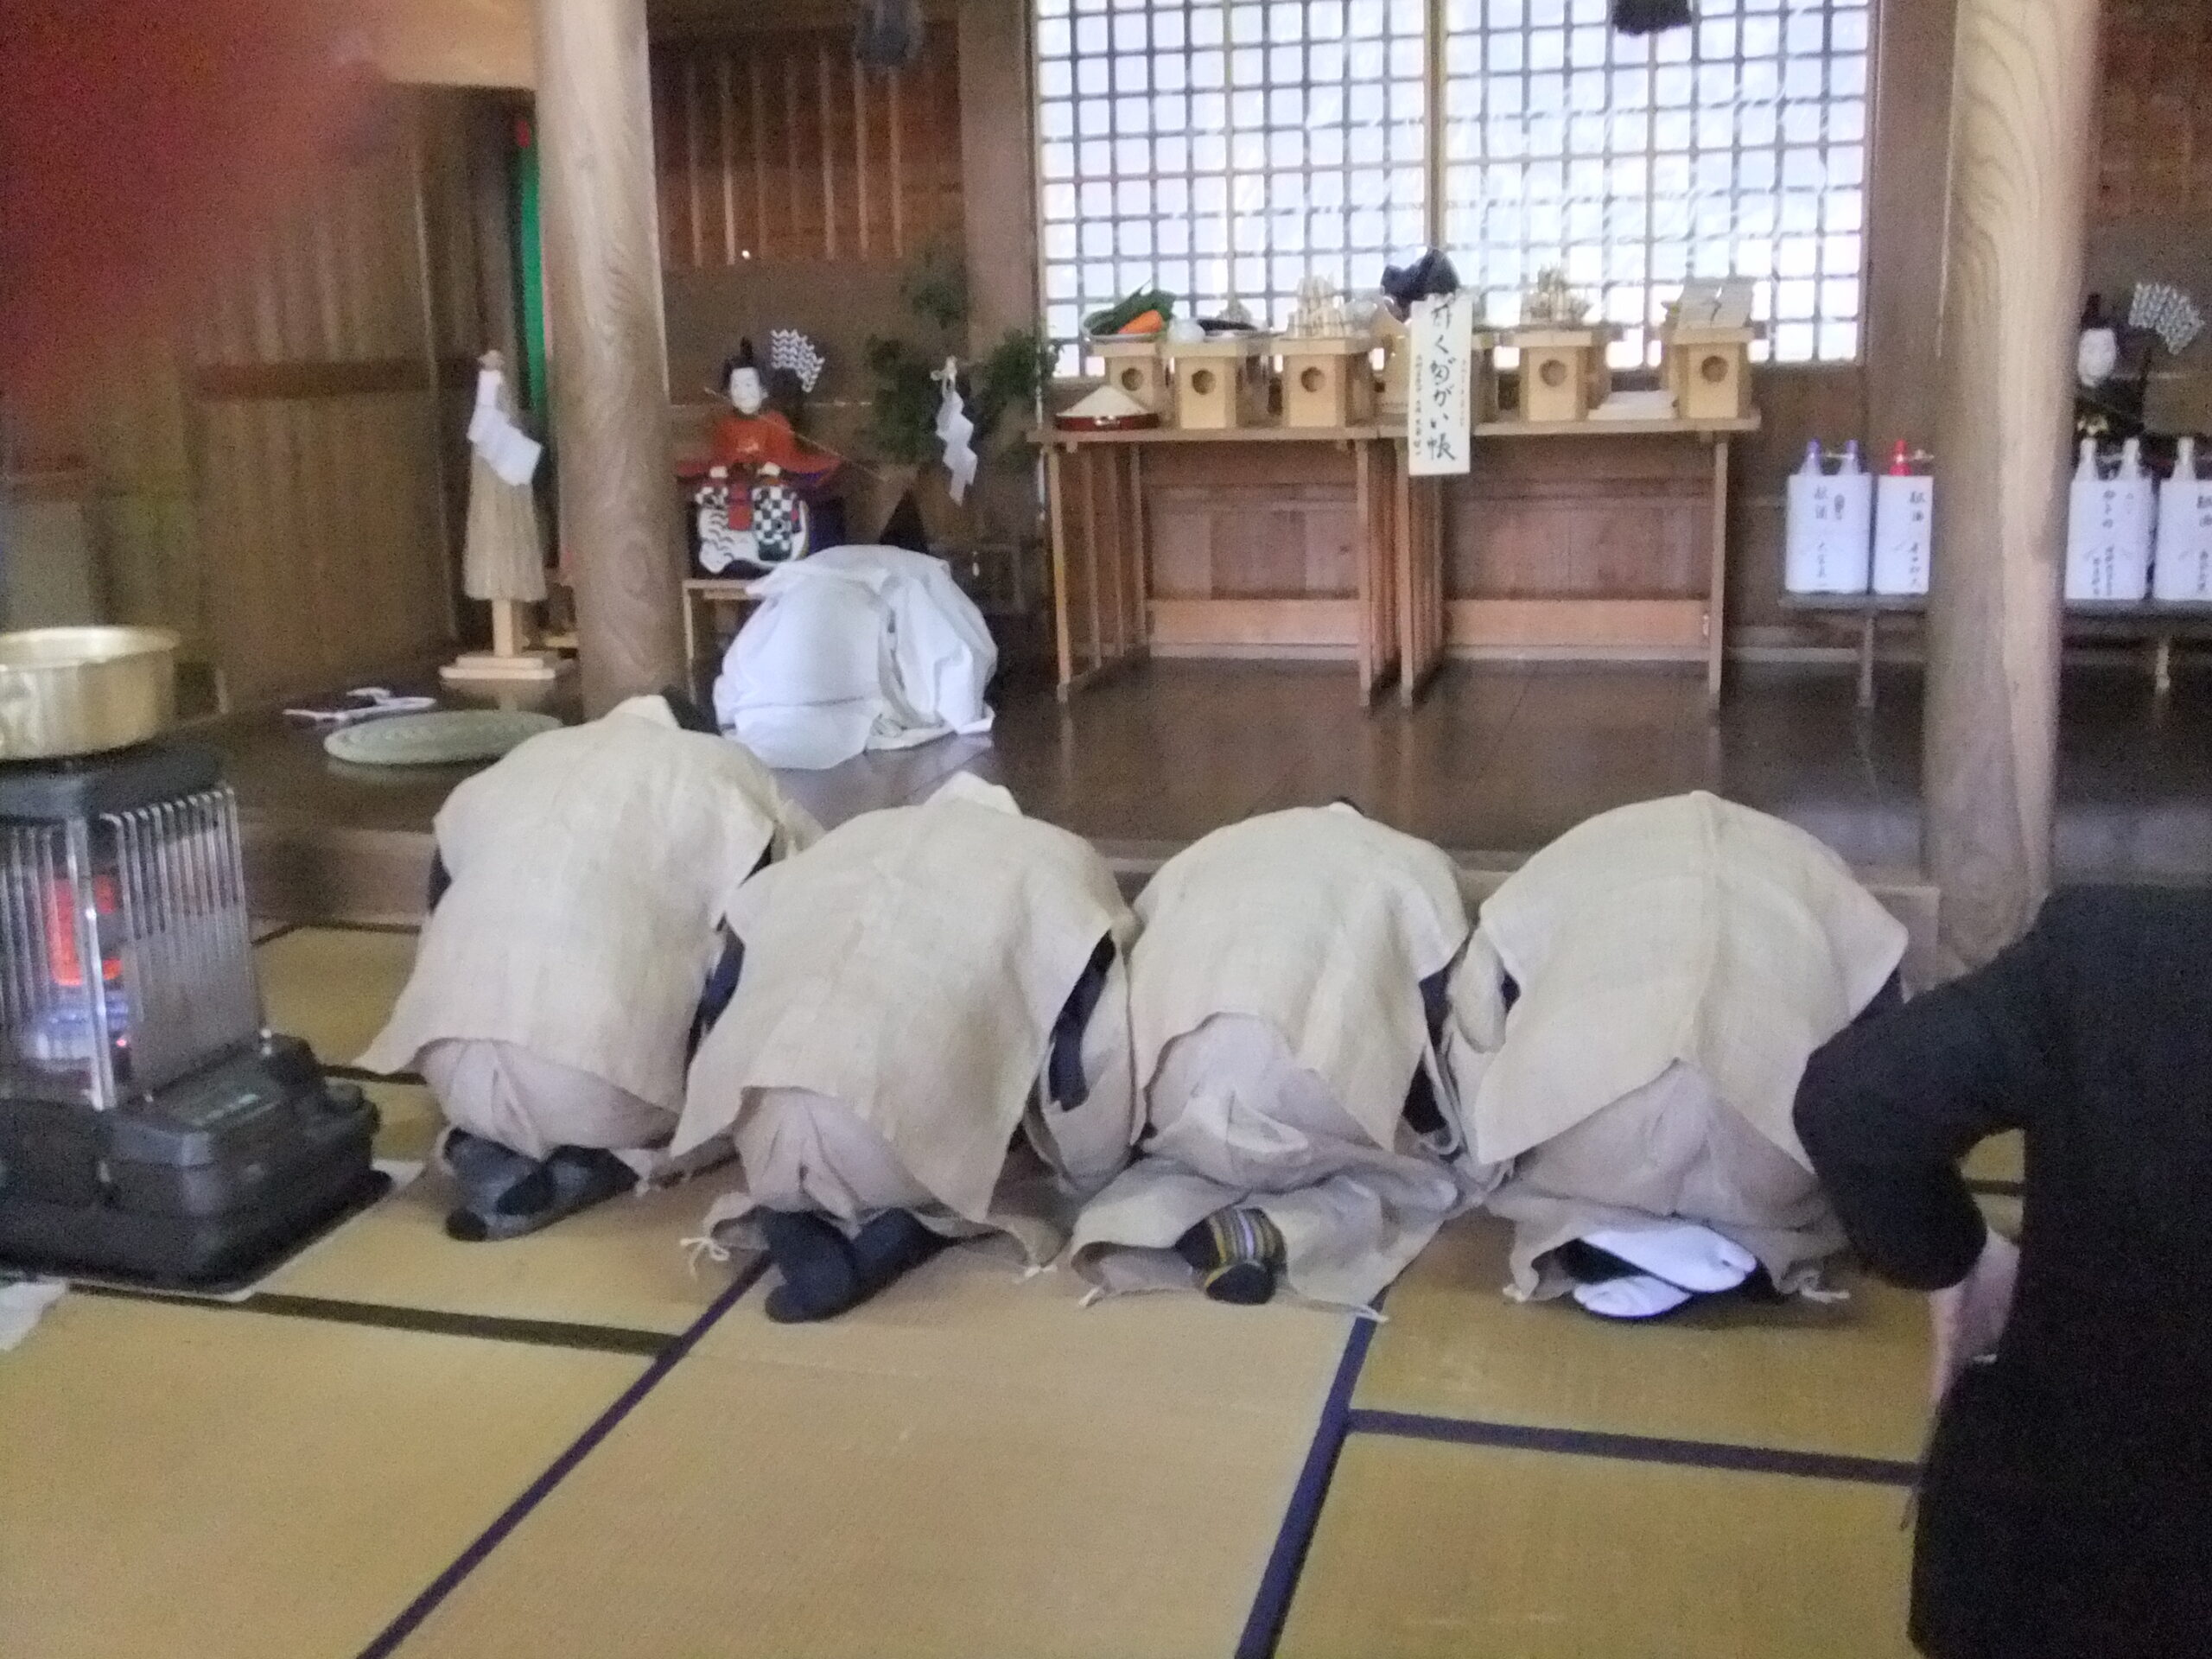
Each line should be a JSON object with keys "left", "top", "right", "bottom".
{"left": 0, "top": 1040, "right": 385, "bottom": 1294}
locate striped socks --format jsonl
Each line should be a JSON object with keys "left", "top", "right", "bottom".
{"left": 1175, "top": 1207, "right": 1287, "bottom": 1306}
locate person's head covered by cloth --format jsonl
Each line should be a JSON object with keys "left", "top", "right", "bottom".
{"left": 358, "top": 693, "right": 820, "bottom": 1241}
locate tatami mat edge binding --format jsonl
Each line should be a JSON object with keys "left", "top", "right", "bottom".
{"left": 78, "top": 1284, "right": 674, "bottom": 1358}
{"left": 1235, "top": 1313, "right": 1381, "bottom": 1659}
{"left": 354, "top": 1256, "right": 770, "bottom": 1659}
{"left": 1345, "top": 1409, "right": 1921, "bottom": 1487}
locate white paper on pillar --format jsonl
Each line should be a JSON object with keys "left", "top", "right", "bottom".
{"left": 1872, "top": 474, "right": 1934, "bottom": 596}
{"left": 2066, "top": 477, "right": 2153, "bottom": 602}
{"left": 1784, "top": 471, "right": 1872, "bottom": 594}
{"left": 2152, "top": 478, "right": 2212, "bottom": 602}
{"left": 1408, "top": 291, "right": 1476, "bottom": 477}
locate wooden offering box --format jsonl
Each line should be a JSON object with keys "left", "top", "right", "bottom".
{"left": 1280, "top": 337, "right": 1377, "bottom": 429}
{"left": 1504, "top": 326, "right": 1615, "bottom": 423}
{"left": 1170, "top": 334, "right": 1273, "bottom": 430}
{"left": 1662, "top": 321, "right": 1759, "bottom": 422}
{"left": 1088, "top": 334, "right": 1168, "bottom": 415}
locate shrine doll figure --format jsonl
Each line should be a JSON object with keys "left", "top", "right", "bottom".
{"left": 684, "top": 339, "right": 839, "bottom": 575}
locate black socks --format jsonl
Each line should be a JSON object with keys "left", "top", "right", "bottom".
{"left": 760, "top": 1207, "right": 954, "bottom": 1323}
{"left": 1175, "top": 1207, "right": 1287, "bottom": 1306}
{"left": 443, "top": 1135, "right": 638, "bottom": 1242}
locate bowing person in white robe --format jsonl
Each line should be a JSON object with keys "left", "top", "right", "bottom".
{"left": 672, "top": 773, "right": 1139, "bottom": 1322}
{"left": 359, "top": 694, "right": 819, "bottom": 1240}
{"left": 1071, "top": 804, "right": 1497, "bottom": 1312}
{"left": 711, "top": 543, "right": 996, "bottom": 771}
{"left": 1451, "top": 791, "right": 1908, "bottom": 1321}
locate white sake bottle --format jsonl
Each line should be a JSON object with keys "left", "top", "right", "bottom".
{"left": 1872, "top": 440, "right": 1935, "bottom": 597}
{"left": 1785, "top": 440, "right": 1873, "bottom": 594}
{"left": 2066, "top": 438, "right": 2120, "bottom": 602}
{"left": 2108, "top": 437, "right": 2155, "bottom": 601}
{"left": 2153, "top": 435, "right": 2212, "bottom": 603}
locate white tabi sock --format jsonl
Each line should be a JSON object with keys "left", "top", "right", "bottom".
{"left": 1579, "top": 1223, "right": 1755, "bottom": 1294}
{"left": 1572, "top": 1274, "right": 1694, "bottom": 1320}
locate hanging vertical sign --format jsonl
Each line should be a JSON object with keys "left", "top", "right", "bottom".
{"left": 1408, "top": 291, "right": 1476, "bottom": 476}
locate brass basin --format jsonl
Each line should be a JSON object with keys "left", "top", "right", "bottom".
{"left": 0, "top": 626, "right": 181, "bottom": 760}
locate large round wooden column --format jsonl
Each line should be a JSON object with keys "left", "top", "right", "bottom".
{"left": 1923, "top": 0, "right": 2101, "bottom": 972}
{"left": 533, "top": 0, "right": 684, "bottom": 714}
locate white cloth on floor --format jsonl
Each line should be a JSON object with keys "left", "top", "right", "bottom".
{"left": 711, "top": 543, "right": 996, "bottom": 770}
{"left": 1071, "top": 806, "right": 1499, "bottom": 1309}
{"left": 677, "top": 772, "right": 1137, "bottom": 1265}
{"left": 0, "top": 1279, "right": 65, "bottom": 1351}
{"left": 360, "top": 696, "right": 819, "bottom": 1149}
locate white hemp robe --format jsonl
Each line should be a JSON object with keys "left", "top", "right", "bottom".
{"left": 1452, "top": 791, "right": 1909, "bottom": 1299}
{"left": 675, "top": 774, "right": 1139, "bottom": 1266}
{"left": 1071, "top": 805, "right": 1499, "bottom": 1310}
{"left": 359, "top": 696, "right": 819, "bottom": 1172}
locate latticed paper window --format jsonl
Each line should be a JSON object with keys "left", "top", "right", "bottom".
{"left": 1036, "top": 0, "right": 1430, "bottom": 373}
{"left": 1033, "top": 0, "right": 1869, "bottom": 373}
{"left": 1442, "top": 0, "right": 1868, "bottom": 366}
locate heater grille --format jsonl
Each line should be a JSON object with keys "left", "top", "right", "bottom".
{"left": 0, "top": 785, "right": 261, "bottom": 1109}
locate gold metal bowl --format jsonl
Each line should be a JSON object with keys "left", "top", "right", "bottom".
{"left": 0, "top": 626, "right": 181, "bottom": 760}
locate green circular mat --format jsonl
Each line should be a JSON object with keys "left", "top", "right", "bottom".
{"left": 323, "top": 709, "right": 562, "bottom": 767}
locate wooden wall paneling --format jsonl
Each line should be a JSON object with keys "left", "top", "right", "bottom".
{"left": 852, "top": 58, "right": 872, "bottom": 262}
{"left": 684, "top": 52, "right": 708, "bottom": 270}
{"left": 888, "top": 66, "right": 907, "bottom": 258}
{"left": 817, "top": 40, "right": 840, "bottom": 261}
{"left": 408, "top": 105, "right": 458, "bottom": 639}
{"left": 717, "top": 54, "right": 740, "bottom": 266}
{"left": 168, "top": 95, "right": 472, "bottom": 708}
{"left": 652, "top": 25, "right": 969, "bottom": 271}
{"left": 749, "top": 57, "right": 772, "bottom": 259}
{"left": 1866, "top": 0, "right": 1956, "bottom": 465}
{"left": 368, "top": 0, "right": 537, "bottom": 90}
{"left": 1446, "top": 597, "right": 1707, "bottom": 652}
{"left": 1148, "top": 598, "right": 1361, "bottom": 647}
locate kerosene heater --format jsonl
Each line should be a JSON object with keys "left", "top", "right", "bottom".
{"left": 0, "top": 628, "right": 378, "bottom": 1289}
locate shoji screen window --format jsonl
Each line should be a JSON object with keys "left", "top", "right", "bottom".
{"left": 1036, "top": 0, "right": 1429, "bottom": 373}
{"left": 1440, "top": 0, "right": 1869, "bottom": 365}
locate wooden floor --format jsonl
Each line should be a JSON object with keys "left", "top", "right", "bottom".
{"left": 224, "top": 658, "right": 2212, "bottom": 928}
{"left": 2, "top": 925, "right": 2030, "bottom": 1659}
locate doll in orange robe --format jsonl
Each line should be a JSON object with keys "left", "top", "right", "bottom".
{"left": 687, "top": 340, "right": 840, "bottom": 537}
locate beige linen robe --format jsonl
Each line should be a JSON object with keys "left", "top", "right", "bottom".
{"left": 1071, "top": 805, "right": 1497, "bottom": 1310}
{"left": 675, "top": 773, "right": 1139, "bottom": 1265}
{"left": 359, "top": 696, "right": 819, "bottom": 1163}
{"left": 1453, "top": 791, "right": 1907, "bottom": 1298}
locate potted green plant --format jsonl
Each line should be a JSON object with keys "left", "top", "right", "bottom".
{"left": 862, "top": 250, "right": 1050, "bottom": 545}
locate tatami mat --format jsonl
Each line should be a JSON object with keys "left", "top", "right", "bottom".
{"left": 264, "top": 1163, "right": 730, "bottom": 1336}
{"left": 0, "top": 1294, "right": 642, "bottom": 1659}
{"left": 1963, "top": 1128, "right": 2024, "bottom": 1185}
{"left": 1276, "top": 1433, "right": 1916, "bottom": 1659}
{"left": 257, "top": 925, "right": 418, "bottom": 1065}
{"left": 1354, "top": 1217, "right": 1930, "bottom": 1462}
{"left": 363, "top": 1078, "right": 440, "bottom": 1160}
{"left": 385, "top": 1241, "right": 1351, "bottom": 1659}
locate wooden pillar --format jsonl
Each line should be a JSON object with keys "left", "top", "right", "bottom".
{"left": 959, "top": 0, "right": 1039, "bottom": 549}
{"left": 533, "top": 0, "right": 684, "bottom": 714}
{"left": 1923, "top": 0, "right": 2101, "bottom": 971}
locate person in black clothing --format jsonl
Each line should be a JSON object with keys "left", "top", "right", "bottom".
{"left": 1795, "top": 887, "right": 2212, "bottom": 1659}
